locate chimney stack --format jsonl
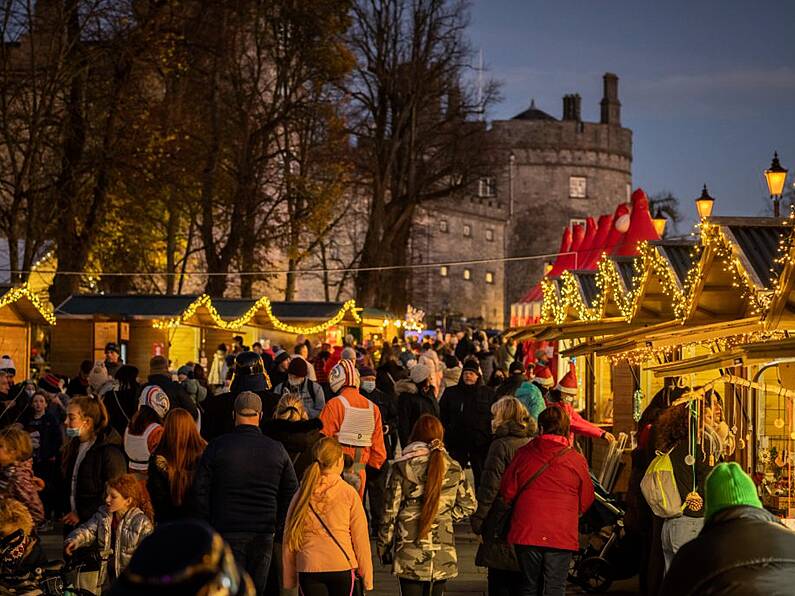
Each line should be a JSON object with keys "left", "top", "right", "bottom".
{"left": 600, "top": 73, "right": 621, "bottom": 126}
{"left": 562, "top": 94, "right": 582, "bottom": 121}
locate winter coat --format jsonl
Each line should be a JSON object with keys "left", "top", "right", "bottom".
{"left": 476, "top": 350, "right": 497, "bottom": 384}
{"left": 261, "top": 417, "right": 323, "bottom": 480}
{"left": 377, "top": 443, "right": 477, "bottom": 581}
{"left": 201, "top": 387, "right": 279, "bottom": 441}
{"left": 102, "top": 386, "right": 138, "bottom": 439}
{"left": 67, "top": 506, "right": 153, "bottom": 586}
{"left": 146, "top": 454, "right": 201, "bottom": 524}
{"left": 439, "top": 379, "right": 496, "bottom": 452}
{"left": 66, "top": 376, "right": 90, "bottom": 397}
{"left": 182, "top": 379, "right": 207, "bottom": 405}
{"left": 376, "top": 360, "right": 406, "bottom": 396}
{"left": 0, "top": 459, "right": 45, "bottom": 525}
{"left": 273, "top": 378, "right": 326, "bottom": 419}
{"left": 396, "top": 379, "right": 440, "bottom": 448}
{"left": 549, "top": 401, "right": 604, "bottom": 445}
{"left": 147, "top": 374, "right": 198, "bottom": 420}
{"left": 471, "top": 422, "right": 533, "bottom": 570}
{"left": 494, "top": 373, "right": 525, "bottom": 400}
{"left": 193, "top": 424, "right": 298, "bottom": 536}
{"left": 22, "top": 411, "right": 62, "bottom": 464}
{"left": 319, "top": 387, "right": 387, "bottom": 497}
{"left": 661, "top": 506, "right": 795, "bottom": 596}
{"left": 63, "top": 428, "right": 127, "bottom": 523}
{"left": 495, "top": 344, "right": 516, "bottom": 374}
{"left": 362, "top": 386, "right": 399, "bottom": 459}
{"left": 500, "top": 434, "right": 594, "bottom": 551}
{"left": 515, "top": 382, "right": 545, "bottom": 424}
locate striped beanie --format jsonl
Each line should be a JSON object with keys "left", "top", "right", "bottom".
{"left": 329, "top": 359, "right": 360, "bottom": 393}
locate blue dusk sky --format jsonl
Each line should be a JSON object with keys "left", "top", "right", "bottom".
{"left": 468, "top": 0, "right": 795, "bottom": 227}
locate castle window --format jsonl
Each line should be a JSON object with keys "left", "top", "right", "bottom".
{"left": 440, "top": 219, "right": 449, "bottom": 233}
{"left": 463, "top": 268, "right": 472, "bottom": 281}
{"left": 485, "top": 271, "right": 495, "bottom": 284}
{"left": 486, "top": 228, "right": 494, "bottom": 242}
{"left": 478, "top": 177, "right": 496, "bottom": 198}
{"left": 569, "top": 176, "right": 587, "bottom": 198}
{"left": 569, "top": 218, "right": 586, "bottom": 232}
{"left": 440, "top": 266, "right": 449, "bottom": 277}
{"left": 463, "top": 223, "right": 472, "bottom": 238}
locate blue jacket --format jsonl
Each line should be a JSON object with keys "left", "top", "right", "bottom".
{"left": 515, "top": 381, "right": 545, "bottom": 424}
{"left": 193, "top": 424, "right": 298, "bottom": 536}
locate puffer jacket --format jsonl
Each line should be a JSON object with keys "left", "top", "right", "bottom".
{"left": 471, "top": 421, "right": 533, "bottom": 570}
{"left": 396, "top": 380, "right": 439, "bottom": 448}
{"left": 67, "top": 506, "right": 153, "bottom": 586}
{"left": 377, "top": 442, "right": 477, "bottom": 582}
{"left": 661, "top": 506, "right": 795, "bottom": 596}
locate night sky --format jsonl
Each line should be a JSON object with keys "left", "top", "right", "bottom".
{"left": 469, "top": 0, "right": 795, "bottom": 228}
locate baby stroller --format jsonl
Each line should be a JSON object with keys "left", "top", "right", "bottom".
{"left": 568, "top": 475, "right": 641, "bottom": 592}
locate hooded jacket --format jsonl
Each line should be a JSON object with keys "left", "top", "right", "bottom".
{"left": 377, "top": 442, "right": 477, "bottom": 582}
{"left": 63, "top": 427, "right": 127, "bottom": 522}
{"left": 261, "top": 417, "right": 323, "bottom": 480}
{"left": 67, "top": 505, "right": 153, "bottom": 586}
{"left": 471, "top": 421, "right": 533, "bottom": 570}
{"left": 661, "top": 506, "right": 795, "bottom": 596}
{"left": 396, "top": 379, "right": 439, "bottom": 448}
{"left": 439, "top": 377, "right": 496, "bottom": 450}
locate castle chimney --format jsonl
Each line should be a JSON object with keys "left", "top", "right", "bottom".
{"left": 600, "top": 73, "right": 621, "bottom": 126}
{"left": 562, "top": 94, "right": 581, "bottom": 121}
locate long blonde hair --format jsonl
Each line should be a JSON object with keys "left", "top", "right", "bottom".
{"left": 284, "top": 437, "right": 343, "bottom": 552}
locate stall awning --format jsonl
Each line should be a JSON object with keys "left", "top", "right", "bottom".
{"left": 511, "top": 317, "right": 634, "bottom": 341}
{"left": 647, "top": 336, "right": 795, "bottom": 377}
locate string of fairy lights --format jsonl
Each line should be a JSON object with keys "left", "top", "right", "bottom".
{"left": 538, "top": 213, "right": 795, "bottom": 363}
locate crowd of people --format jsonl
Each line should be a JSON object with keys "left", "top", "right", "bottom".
{"left": 0, "top": 330, "right": 788, "bottom": 595}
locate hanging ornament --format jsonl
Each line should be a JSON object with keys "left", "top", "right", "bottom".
{"left": 738, "top": 437, "right": 746, "bottom": 449}
{"left": 775, "top": 418, "right": 786, "bottom": 429}
{"left": 684, "top": 491, "right": 703, "bottom": 512}
{"left": 632, "top": 389, "right": 644, "bottom": 422}
{"left": 684, "top": 454, "right": 696, "bottom": 466}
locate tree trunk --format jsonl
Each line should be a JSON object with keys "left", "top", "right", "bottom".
{"left": 165, "top": 199, "right": 178, "bottom": 295}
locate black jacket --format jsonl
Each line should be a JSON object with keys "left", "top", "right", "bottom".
{"left": 471, "top": 421, "right": 533, "bottom": 570}
{"left": 103, "top": 386, "right": 139, "bottom": 438}
{"left": 21, "top": 411, "right": 62, "bottom": 463}
{"left": 376, "top": 360, "right": 406, "bottom": 396}
{"left": 439, "top": 378, "right": 496, "bottom": 450}
{"left": 66, "top": 376, "right": 90, "bottom": 397}
{"left": 661, "top": 506, "right": 795, "bottom": 596}
{"left": 146, "top": 454, "right": 201, "bottom": 524}
{"left": 362, "top": 387, "right": 399, "bottom": 459}
{"left": 201, "top": 383, "right": 280, "bottom": 442}
{"left": 63, "top": 427, "right": 127, "bottom": 522}
{"left": 147, "top": 374, "right": 198, "bottom": 420}
{"left": 261, "top": 417, "right": 323, "bottom": 480}
{"left": 193, "top": 424, "right": 298, "bottom": 536}
{"left": 396, "top": 379, "right": 440, "bottom": 447}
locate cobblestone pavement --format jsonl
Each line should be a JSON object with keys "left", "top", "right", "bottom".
{"left": 41, "top": 524, "right": 639, "bottom": 594}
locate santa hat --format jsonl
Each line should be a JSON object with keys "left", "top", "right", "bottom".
{"left": 329, "top": 359, "right": 360, "bottom": 393}
{"left": 532, "top": 365, "right": 554, "bottom": 387}
{"left": 556, "top": 362, "right": 578, "bottom": 396}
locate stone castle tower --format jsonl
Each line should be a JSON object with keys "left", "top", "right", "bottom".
{"left": 408, "top": 73, "right": 632, "bottom": 329}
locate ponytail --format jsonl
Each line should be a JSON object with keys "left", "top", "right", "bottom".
{"left": 408, "top": 415, "right": 448, "bottom": 539}
{"left": 283, "top": 437, "right": 343, "bottom": 552}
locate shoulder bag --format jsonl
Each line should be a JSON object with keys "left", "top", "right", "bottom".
{"left": 482, "top": 446, "right": 572, "bottom": 542}
{"left": 309, "top": 504, "right": 365, "bottom": 596}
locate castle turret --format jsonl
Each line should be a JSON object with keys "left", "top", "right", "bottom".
{"left": 562, "top": 94, "right": 582, "bottom": 122}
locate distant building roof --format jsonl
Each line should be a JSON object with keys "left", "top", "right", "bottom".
{"left": 512, "top": 99, "right": 557, "bottom": 122}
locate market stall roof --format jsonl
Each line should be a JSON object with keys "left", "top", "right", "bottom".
{"left": 764, "top": 223, "right": 795, "bottom": 331}
{"left": 0, "top": 285, "right": 55, "bottom": 324}
{"left": 646, "top": 336, "right": 795, "bottom": 377}
{"left": 510, "top": 317, "right": 632, "bottom": 341}
{"left": 57, "top": 294, "right": 200, "bottom": 319}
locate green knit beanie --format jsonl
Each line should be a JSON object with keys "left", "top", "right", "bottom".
{"left": 704, "top": 462, "right": 762, "bottom": 520}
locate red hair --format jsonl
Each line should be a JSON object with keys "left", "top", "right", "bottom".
{"left": 408, "top": 414, "right": 447, "bottom": 538}
{"left": 107, "top": 474, "right": 154, "bottom": 521}
{"left": 153, "top": 408, "right": 207, "bottom": 506}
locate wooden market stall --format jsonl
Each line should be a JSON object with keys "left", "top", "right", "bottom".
{"left": 0, "top": 285, "right": 55, "bottom": 379}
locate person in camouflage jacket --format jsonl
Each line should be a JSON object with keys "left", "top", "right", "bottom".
{"left": 377, "top": 418, "right": 477, "bottom": 590}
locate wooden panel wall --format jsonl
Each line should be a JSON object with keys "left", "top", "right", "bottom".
{"left": 611, "top": 361, "right": 637, "bottom": 437}
{"left": 50, "top": 320, "right": 93, "bottom": 376}
{"left": 128, "top": 322, "right": 168, "bottom": 375}
{"left": 167, "top": 326, "right": 200, "bottom": 369}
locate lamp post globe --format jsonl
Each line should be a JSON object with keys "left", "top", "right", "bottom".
{"left": 764, "top": 152, "right": 788, "bottom": 217}
{"left": 695, "top": 185, "right": 715, "bottom": 220}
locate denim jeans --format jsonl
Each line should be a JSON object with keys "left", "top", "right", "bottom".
{"left": 661, "top": 516, "right": 703, "bottom": 573}
{"left": 223, "top": 532, "right": 275, "bottom": 595}
{"left": 514, "top": 545, "right": 572, "bottom": 596}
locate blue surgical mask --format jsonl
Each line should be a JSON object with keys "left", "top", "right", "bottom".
{"left": 66, "top": 427, "right": 81, "bottom": 439}
{"left": 361, "top": 380, "right": 376, "bottom": 394}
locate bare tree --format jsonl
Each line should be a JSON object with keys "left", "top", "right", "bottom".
{"left": 347, "top": 0, "right": 499, "bottom": 312}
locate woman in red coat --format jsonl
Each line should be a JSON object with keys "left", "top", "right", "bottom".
{"left": 500, "top": 406, "right": 594, "bottom": 596}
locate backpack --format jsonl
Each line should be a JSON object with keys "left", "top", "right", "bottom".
{"left": 640, "top": 449, "right": 683, "bottom": 518}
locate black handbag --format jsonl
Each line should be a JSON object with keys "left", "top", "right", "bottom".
{"left": 309, "top": 504, "right": 365, "bottom": 596}
{"left": 482, "top": 446, "right": 572, "bottom": 542}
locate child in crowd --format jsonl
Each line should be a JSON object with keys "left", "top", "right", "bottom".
{"left": 64, "top": 474, "right": 154, "bottom": 589}
{"left": 0, "top": 497, "right": 47, "bottom": 575}
{"left": 0, "top": 427, "right": 45, "bottom": 526}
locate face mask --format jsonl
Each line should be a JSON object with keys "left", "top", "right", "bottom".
{"left": 66, "top": 427, "right": 81, "bottom": 438}
{"left": 361, "top": 380, "right": 376, "bottom": 393}
{"left": 288, "top": 376, "right": 305, "bottom": 387}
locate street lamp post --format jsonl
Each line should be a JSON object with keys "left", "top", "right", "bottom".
{"left": 764, "top": 152, "right": 788, "bottom": 217}
{"left": 695, "top": 185, "right": 715, "bottom": 220}
{"left": 652, "top": 208, "right": 667, "bottom": 237}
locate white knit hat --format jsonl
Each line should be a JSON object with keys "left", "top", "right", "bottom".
{"left": 329, "top": 359, "right": 360, "bottom": 393}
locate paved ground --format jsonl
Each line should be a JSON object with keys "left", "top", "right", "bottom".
{"left": 41, "top": 523, "right": 639, "bottom": 594}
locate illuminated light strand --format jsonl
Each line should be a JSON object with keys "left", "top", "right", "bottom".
{"left": 0, "top": 283, "right": 57, "bottom": 325}
{"left": 152, "top": 295, "right": 361, "bottom": 334}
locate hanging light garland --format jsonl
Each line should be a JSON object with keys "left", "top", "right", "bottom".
{"left": 152, "top": 295, "right": 361, "bottom": 334}
{"left": 0, "top": 284, "right": 57, "bottom": 325}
